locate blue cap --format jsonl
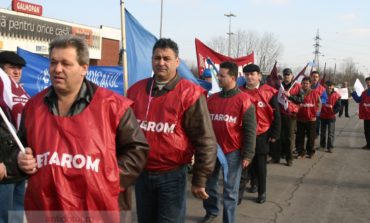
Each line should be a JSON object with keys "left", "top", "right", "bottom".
{"left": 202, "top": 68, "right": 212, "bottom": 78}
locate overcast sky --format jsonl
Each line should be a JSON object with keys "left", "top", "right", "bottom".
{"left": 1, "top": 0, "right": 369, "bottom": 74}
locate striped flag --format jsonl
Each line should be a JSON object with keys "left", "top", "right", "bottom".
{"left": 0, "top": 68, "right": 29, "bottom": 130}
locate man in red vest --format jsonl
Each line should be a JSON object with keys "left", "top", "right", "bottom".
{"left": 319, "top": 81, "right": 341, "bottom": 153}
{"left": 352, "top": 77, "right": 370, "bottom": 150}
{"left": 310, "top": 71, "right": 328, "bottom": 138}
{"left": 17, "top": 35, "right": 149, "bottom": 222}
{"left": 278, "top": 68, "right": 303, "bottom": 166}
{"left": 202, "top": 61, "right": 256, "bottom": 223}
{"left": 127, "top": 38, "right": 217, "bottom": 223}
{"left": 296, "top": 77, "right": 321, "bottom": 158}
{"left": 238, "top": 64, "right": 281, "bottom": 204}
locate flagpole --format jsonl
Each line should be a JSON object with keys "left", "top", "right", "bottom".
{"left": 120, "top": 0, "right": 129, "bottom": 95}
{"left": 0, "top": 107, "right": 25, "bottom": 153}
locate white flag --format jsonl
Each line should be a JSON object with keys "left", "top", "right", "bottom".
{"left": 277, "top": 84, "right": 289, "bottom": 110}
{"left": 354, "top": 78, "right": 365, "bottom": 97}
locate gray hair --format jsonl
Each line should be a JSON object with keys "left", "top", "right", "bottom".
{"left": 49, "top": 35, "right": 90, "bottom": 65}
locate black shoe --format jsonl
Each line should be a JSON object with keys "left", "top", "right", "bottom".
{"left": 200, "top": 214, "right": 217, "bottom": 223}
{"left": 249, "top": 185, "right": 258, "bottom": 193}
{"left": 361, "top": 145, "right": 370, "bottom": 150}
{"left": 286, "top": 160, "right": 293, "bottom": 166}
{"left": 327, "top": 148, "right": 333, "bottom": 153}
{"left": 257, "top": 193, "right": 266, "bottom": 204}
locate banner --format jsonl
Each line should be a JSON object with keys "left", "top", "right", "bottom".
{"left": 0, "top": 68, "right": 29, "bottom": 130}
{"left": 17, "top": 47, "right": 124, "bottom": 96}
{"left": 195, "top": 38, "right": 254, "bottom": 76}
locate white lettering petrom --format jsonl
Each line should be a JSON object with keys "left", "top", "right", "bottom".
{"left": 137, "top": 120, "right": 176, "bottom": 133}
{"left": 36, "top": 152, "right": 100, "bottom": 172}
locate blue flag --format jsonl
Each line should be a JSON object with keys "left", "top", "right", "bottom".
{"left": 125, "top": 10, "right": 198, "bottom": 86}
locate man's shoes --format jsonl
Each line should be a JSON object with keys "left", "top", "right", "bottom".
{"left": 200, "top": 214, "right": 217, "bottom": 223}
{"left": 257, "top": 193, "right": 266, "bottom": 204}
{"left": 345, "top": 115, "right": 350, "bottom": 118}
{"left": 327, "top": 148, "right": 333, "bottom": 153}
{"left": 361, "top": 145, "right": 370, "bottom": 150}
{"left": 249, "top": 185, "right": 258, "bottom": 193}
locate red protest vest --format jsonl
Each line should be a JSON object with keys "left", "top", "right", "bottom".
{"left": 127, "top": 78, "right": 205, "bottom": 171}
{"left": 320, "top": 91, "right": 341, "bottom": 119}
{"left": 280, "top": 82, "right": 301, "bottom": 116}
{"left": 207, "top": 91, "right": 252, "bottom": 154}
{"left": 359, "top": 90, "right": 370, "bottom": 120}
{"left": 313, "top": 83, "right": 326, "bottom": 96}
{"left": 24, "top": 87, "right": 132, "bottom": 223}
{"left": 297, "top": 90, "right": 320, "bottom": 121}
{"left": 240, "top": 84, "right": 277, "bottom": 135}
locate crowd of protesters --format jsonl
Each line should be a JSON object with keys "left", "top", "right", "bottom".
{"left": 0, "top": 36, "right": 369, "bottom": 223}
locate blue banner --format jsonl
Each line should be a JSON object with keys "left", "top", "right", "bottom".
{"left": 17, "top": 47, "right": 124, "bottom": 96}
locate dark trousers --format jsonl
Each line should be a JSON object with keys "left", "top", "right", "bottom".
{"left": 320, "top": 118, "right": 336, "bottom": 149}
{"left": 239, "top": 132, "right": 269, "bottom": 199}
{"left": 296, "top": 120, "right": 316, "bottom": 155}
{"left": 339, "top": 99, "right": 349, "bottom": 117}
{"left": 270, "top": 138, "right": 282, "bottom": 163}
{"left": 280, "top": 113, "right": 297, "bottom": 162}
{"left": 364, "top": 120, "right": 370, "bottom": 147}
{"left": 250, "top": 154, "right": 267, "bottom": 195}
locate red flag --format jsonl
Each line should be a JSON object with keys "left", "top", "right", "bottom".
{"left": 195, "top": 38, "right": 254, "bottom": 75}
{"left": 320, "top": 72, "right": 327, "bottom": 86}
{"left": 293, "top": 64, "right": 309, "bottom": 82}
{"left": 266, "top": 61, "right": 278, "bottom": 88}
{"left": 0, "top": 68, "right": 30, "bottom": 130}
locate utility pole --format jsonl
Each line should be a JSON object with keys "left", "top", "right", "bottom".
{"left": 313, "top": 29, "right": 322, "bottom": 72}
{"left": 224, "top": 12, "right": 236, "bottom": 57}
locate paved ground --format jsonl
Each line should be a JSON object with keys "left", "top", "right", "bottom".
{"left": 124, "top": 101, "right": 370, "bottom": 223}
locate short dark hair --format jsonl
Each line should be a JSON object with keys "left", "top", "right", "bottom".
{"left": 242, "top": 64, "right": 260, "bottom": 73}
{"left": 220, "top": 61, "right": 238, "bottom": 78}
{"left": 152, "top": 38, "right": 179, "bottom": 58}
{"left": 366, "top": 77, "right": 370, "bottom": 82}
{"left": 283, "top": 68, "right": 292, "bottom": 75}
{"left": 310, "top": 71, "right": 320, "bottom": 76}
{"left": 302, "top": 77, "right": 311, "bottom": 83}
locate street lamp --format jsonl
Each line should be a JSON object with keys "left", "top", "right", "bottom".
{"left": 159, "top": 0, "right": 164, "bottom": 38}
{"left": 224, "top": 12, "right": 236, "bottom": 57}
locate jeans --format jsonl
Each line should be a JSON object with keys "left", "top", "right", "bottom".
{"left": 135, "top": 165, "right": 187, "bottom": 223}
{"left": 203, "top": 150, "right": 242, "bottom": 223}
{"left": 320, "top": 119, "right": 336, "bottom": 149}
{"left": 0, "top": 180, "right": 26, "bottom": 223}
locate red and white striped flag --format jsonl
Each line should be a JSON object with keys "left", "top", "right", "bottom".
{"left": 0, "top": 68, "right": 30, "bottom": 130}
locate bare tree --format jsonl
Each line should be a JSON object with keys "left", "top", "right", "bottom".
{"left": 206, "top": 29, "right": 282, "bottom": 73}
